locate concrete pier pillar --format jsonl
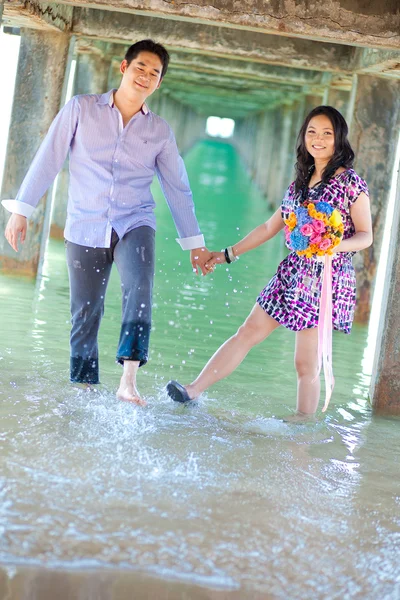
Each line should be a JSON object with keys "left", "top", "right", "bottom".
{"left": 303, "top": 94, "right": 323, "bottom": 118}
{"left": 255, "top": 112, "right": 275, "bottom": 201}
{"left": 327, "top": 88, "right": 349, "bottom": 116}
{"left": 350, "top": 76, "right": 400, "bottom": 323}
{"left": 265, "top": 108, "right": 286, "bottom": 207}
{"left": 149, "top": 93, "right": 205, "bottom": 154}
{"left": 370, "top": 166, "right": 400, "bottom": 414}
{"left": 276, "top": 105, "right": 294, "bottom": 205}
{"left": 0, "top": 28, "right": 70, "bottom": 277}
{"left": 75, "top": 51, "right": 111, "bottom": 95}
{"left": 50, "top": 50, "right": 112, "bottom": 239}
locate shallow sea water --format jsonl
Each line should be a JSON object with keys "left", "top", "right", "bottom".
{"left": 0, "top": 141, "right": 399, "bottom": 599}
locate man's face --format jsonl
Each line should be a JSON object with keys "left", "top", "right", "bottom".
{"left": 120, "top": 51, "right": 163, "bottom": 98}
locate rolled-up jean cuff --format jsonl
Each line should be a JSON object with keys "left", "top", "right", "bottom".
{"left": 70, "top": 357, "right": 100, "bottom": 384}
{"left": 116, "top": 353, "right": 148, "bottom": 367}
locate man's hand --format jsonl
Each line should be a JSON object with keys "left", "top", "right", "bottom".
{"left": 190, "top": 246, "right": 213, "bottom": 276}
{"left": 5, "top": 214, "right": 27, "bottom": 252}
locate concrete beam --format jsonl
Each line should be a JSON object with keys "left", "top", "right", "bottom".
{"left": 70, "top": 9, "right": 354, "bottom": 74}
{"left": 167, "top": 53, "right": 327, "bottom": 88}
{"left": 39, "top": 0, "right": 400, "bottom": 50}
{"left": 3, "top": 1, "right": 73, "bottom": 32}
{"left": 163, "top": 69, "right": 301, "bottom": 98}
{"left": 352, "top": 47, "right": 400, "bottom": 80}
{"left": 166, "top": 91, "right": 270, "bottom": 118}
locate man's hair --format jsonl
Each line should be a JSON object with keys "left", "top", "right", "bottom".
{"left": 124, "top": 39, "right": 170, "bottom": 79}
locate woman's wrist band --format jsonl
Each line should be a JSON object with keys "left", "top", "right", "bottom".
{"left": 224, "top": 246, "right": 237, "bottom": 264}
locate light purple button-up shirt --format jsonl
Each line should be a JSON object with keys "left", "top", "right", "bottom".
{"left": 2, "top": 90, "right": 205, "bottom": 250}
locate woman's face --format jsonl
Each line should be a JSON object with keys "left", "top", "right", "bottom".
{"left": 305, "top": 114, "right": 335, "bottom": 162}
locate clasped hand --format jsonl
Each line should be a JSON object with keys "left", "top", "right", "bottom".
{"left": 190, "top": 249, "right": 226, "bottom": 275}
{"left": 190, "top": 247, "right": 226, "bottom": 275}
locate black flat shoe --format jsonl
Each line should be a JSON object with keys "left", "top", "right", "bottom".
{"left": 166, "top": 380, "right": 192, "bottom": 403}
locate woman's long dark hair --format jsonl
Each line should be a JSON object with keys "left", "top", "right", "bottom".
{"left": 294, "top": 105, "right": 354, "bottom": 193}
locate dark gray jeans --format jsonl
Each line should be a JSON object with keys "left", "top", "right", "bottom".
{"left": 66, "top": 226, "right": 155, "bottom": 384}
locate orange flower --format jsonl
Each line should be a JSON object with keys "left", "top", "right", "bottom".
{"left": 284, "top": 212, "right": 297, "bottom": 229}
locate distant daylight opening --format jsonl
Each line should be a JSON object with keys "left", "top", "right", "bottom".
{"left": 206, "top": 116, "right": 235, "bottom": 138}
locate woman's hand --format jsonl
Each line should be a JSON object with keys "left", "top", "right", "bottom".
{"left": 205, "top": 251, "right": 226, "bottom": 272}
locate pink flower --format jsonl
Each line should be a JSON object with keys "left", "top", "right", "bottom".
{"left": 319, "top": 238, "right": 332, "bottom": 251}
{"left": 300, "top": 223, "right": 313, "bottom": 236}
{"left": 310, "top": 233, "right": 322, "bottom": 244}
{"left": 312, "top": 220, "right": 326, "bottom": 234}
{"left": 284, "top": 226, "right": 291, "bottom": 241}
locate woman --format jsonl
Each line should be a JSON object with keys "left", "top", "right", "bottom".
{"left": 166, "top": 106, "right": 373, "bottom": 415}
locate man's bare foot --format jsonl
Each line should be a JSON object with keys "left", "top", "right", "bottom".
{"left": 72, "top": 382, "right": 98, "bottom": 392}
{"left": 117, "top": 380, "right": 147, "bottom": 406}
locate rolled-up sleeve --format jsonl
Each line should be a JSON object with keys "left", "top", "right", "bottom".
{"left": 1, "top": 96, "right": 80, "bottom": 218}
{"left": 155, "top": 130, "right": 205, "bottom": 250}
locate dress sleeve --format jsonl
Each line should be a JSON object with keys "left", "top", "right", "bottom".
{"left": 281, "top": 182, "right": 295, "bottom": 218}
{"left": 346, "top": 171, "right": 369, "bottom": 205}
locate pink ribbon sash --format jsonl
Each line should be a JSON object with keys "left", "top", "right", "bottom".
{"left": 315, "top": 254, "right": 335, "bottom": 412}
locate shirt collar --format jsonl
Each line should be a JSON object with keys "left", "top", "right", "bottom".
{"left": 97, "top": 89, "right": 149, "bottom": 115}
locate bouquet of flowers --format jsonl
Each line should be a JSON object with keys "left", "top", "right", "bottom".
{"left": 284, "top": 201, "right": 345, "bottom": 412}
{"left": 284, "top": 201, "right": 344, "bottom": 258}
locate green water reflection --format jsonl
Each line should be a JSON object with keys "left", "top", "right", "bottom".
{"left": 0, "top": 139, "right": 370, "bottom": 415}
{"left": 2, "top": 141, "right": 397, "bottom": 599}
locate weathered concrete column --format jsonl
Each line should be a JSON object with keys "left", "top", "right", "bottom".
{"left": 303, "top": 94, "right": 323, "bottom": 119}
{"left": 255, "top": 112, "right": 275, "bottom": 200}
{"left": 149, "top": 93, "right": 205, "bottom": 154}
{"left": 265, "top": 107, "right": 287, "bottom": 207}
{"left": 75, "top": 51, "right": 111, "bottom": 95}
{"left": 108, "top": 59, "right": 121, "bottom": 90}
{"left": 370, "top": 165, "right": 400, "bottom": 414}
{"left": 50, "top": 50, "right": 112, "bottom": 239}
{"left": 283, "top": 97, "right": 306, "bottom": 192}
{"left": 350, "top": 76, "right": 400, "bottom": 323}
{"left": 327, "top": 88, "right": 349, "bottom": 116}
{"left": 0, "top": 28, "right": 69, "bottom": 276}
{"left": 277, "top": 105, "right": 295, "bottom": 204}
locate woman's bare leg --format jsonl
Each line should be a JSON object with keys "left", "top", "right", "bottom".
{"left": 294, "top": 328, "right": 320, "bottom": 415}
{"left": 185, "top": 304, "right": 280, "bottom": 399}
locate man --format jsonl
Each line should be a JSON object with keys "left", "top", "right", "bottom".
{"left": 3, "top": 39, "right": 212, "bottom": 406}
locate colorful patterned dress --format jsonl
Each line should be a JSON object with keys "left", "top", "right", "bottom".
{"left": 257, "top": 169, "right": 369, "bottom": 334}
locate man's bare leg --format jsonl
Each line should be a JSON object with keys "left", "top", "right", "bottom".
{"left": 117, "top": 360, "right": 146, "bottom": 406}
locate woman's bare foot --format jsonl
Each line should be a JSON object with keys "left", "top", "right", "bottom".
{"left": 117, "top": 379, "right": 146, "bottom": 406}
{"left": 185, "top": 384, "right": 198, "bottom": 400}
{"left": 282, "top": 412, "right": 317, "bottom": 423}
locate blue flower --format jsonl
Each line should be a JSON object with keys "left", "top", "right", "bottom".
{"left": 290, "top": 227, "right": 309, "bottom": 251}
{"left": 295, "top": 206, "right": 312, "bottom": 226}
{"left": 315, "top": 201, "right": 333, "bottom": 216}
